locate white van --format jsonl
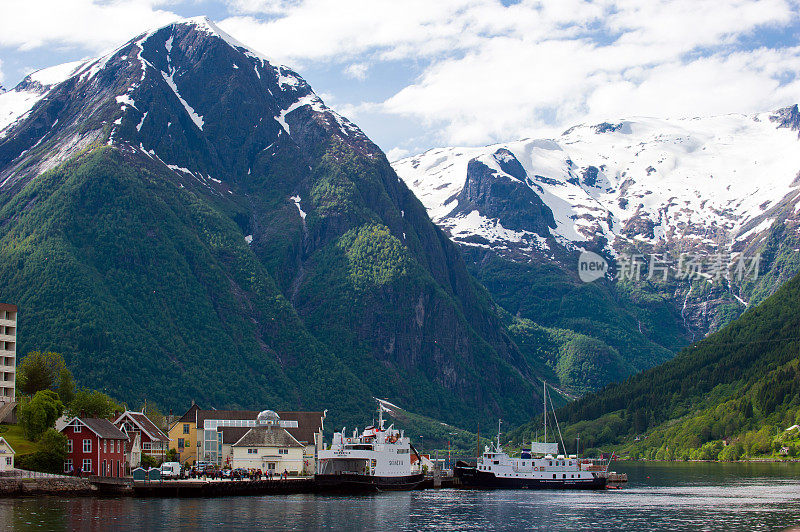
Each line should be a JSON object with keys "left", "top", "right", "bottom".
{"left": 160, "top": 462, "right": 182, "bottom": 479}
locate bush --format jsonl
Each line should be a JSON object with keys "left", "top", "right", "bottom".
{"left": 15, "top": 429, "right": 67, "bottom": 474}
{"left": 718, "top": 442, "right": 744, "bottom": 461}
{"left": 141, "top": 454, "right": 159, "bottom": 468}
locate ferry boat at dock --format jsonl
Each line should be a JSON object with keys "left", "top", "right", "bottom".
{"left": 315, "top": 403, "right": 425, "bottom": 491}
{"left": 455, "top": 383, "right": 612, "bottom": 490}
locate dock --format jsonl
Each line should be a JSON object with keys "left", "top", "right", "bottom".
{"left": 131, "top": 478, "right": 316, "bottom": 497}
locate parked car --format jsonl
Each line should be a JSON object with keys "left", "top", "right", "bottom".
{"left": 160, "top": 462, "right": 182, "bottom": 479}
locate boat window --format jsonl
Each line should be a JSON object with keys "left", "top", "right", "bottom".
{"left": 549, "top": 461, "right": 552, "bottom": 466}
{"left": 493, "top": 461, "right": 499, "bottom": 465}
{"left": 563, "top": 474, "right": 566, "bottom": 479}
{"left": 553, "top": 474, "right": 556, "bottom": 479}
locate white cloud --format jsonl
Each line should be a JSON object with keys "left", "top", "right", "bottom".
{"left": 385, "top": 147, "right": 410, "bottom": 161}
{"left": 217, "top": 0, "right": 494, "bottom": 65}
{"left": 0, "top": 0, "right": 179, "bottom": 52}
{"left": 1, "top": 0, "right": 798, "bottom": 150}
{"left": 344, "top": 63, "right": 369, "bottom": 80}
{"left": 215, "top": 0, "right": 800, "bottom": 147}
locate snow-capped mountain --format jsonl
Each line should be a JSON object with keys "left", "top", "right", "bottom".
{"left": 0, "top": 17, "right": 548, "bottom": 427}
{"left": 394, "top": 109, "right": 800, "bottom": 347}
{"left": 0, "top": 17, "right": 371, "bottom": 192}
{"left": 395, "top": 110, "right": 800, "bottom": 261}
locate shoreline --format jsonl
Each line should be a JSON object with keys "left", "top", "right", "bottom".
{"left": 614, "top": 458, "right": 800, "bottom": 464}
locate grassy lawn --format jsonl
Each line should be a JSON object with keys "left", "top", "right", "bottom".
{"left": 0, "top": 424, "right": 37, "bottom": 455}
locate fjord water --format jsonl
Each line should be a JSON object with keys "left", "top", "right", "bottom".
{"left": 2, "top": 462, "right": 799, "bottom": 531}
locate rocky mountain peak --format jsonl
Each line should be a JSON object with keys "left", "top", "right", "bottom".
{"left": 0, "top": 17, "right": 373, "bottom": 196}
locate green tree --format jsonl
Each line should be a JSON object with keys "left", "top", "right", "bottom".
{"left": 66, "top": 389, "right": 122, "bottom": 419}
{"left": 16, "top": 351, "right": 67, "bottom": 396}
{"left": 57, "top": 367, "right": 75, "bottom": 405}
{"left": 17, "top": 390, "right": 64, "bottom": 441}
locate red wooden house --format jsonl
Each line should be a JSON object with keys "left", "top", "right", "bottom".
{"left": 59, "top": 417, "right": 128, "bottom": 477}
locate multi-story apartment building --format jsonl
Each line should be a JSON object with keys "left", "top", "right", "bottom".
{"left": 0, "top": 303, "right": 17, "bottom": 406}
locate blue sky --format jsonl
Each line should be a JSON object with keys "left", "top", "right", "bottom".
{"left": 1, "top": 0, "right": 799, "bottom": 159}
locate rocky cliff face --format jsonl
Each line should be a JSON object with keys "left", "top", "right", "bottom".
{"left": 0, "top": 18, "right": 546, "bottom": 429}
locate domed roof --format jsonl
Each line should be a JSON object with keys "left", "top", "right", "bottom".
{"left": 257, "top": 410, "right": 280, "bottom": 425}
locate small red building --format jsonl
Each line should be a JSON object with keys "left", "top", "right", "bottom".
{"left": 60, "top": 417, "right": 128, "bottom": 477}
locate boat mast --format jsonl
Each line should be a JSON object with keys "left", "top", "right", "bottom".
{"left": 496, "top": 419, "right": 502, "bottom": 451}
{"left": 543, "top": 381, "right": 547, "bottom": 444}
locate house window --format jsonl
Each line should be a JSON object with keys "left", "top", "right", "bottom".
{"left": 74, "top": 425, "right": 82, "bottom": 433}
{"left": 248, "top": 448, "right": 257, "bottom": 454}
{"left": 67, "top": 440, "right": 73, "bottom": 453}
{"left": 103, "top": 440, "right": 107, "bottom": 453}
{"left": 267, "top": 463, "right": 276, "bottom": 470}
{"left": 64, "top": 459, "right": 73, "bottom": 472}
{"left": 117, "top": 440, "right": 120, "bottom": 453}
{"left": 183, "top": 424, "right": 190, "bottom": 434}
{"left": 6, "top": 457, "right": 11, "bottom": 466}
{"left": 83, "top": 439, "right": 92, "bottom": 453}
{"left": 82, "top": 459, "right": 92, "bottom": 473}
{"left": 278, "top": 449, "right": 288, "bottom": 455}
{"left": 178, "top": 438, "right": 185, "bottom": 449}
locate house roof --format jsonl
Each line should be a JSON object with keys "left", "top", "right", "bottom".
{"left": 193, "top": 409, "right": 324, "bottom": 444}
{"left": 68, "top": 418, "right": 128, "bottom": 440}
{"left": 219, "top": 426, "right": 250, "bottom": 445}
{"left": 0, "top": 303, "right": 17, "bottom": 312}
{"left": 196, "top": 409, "right": 259, "bottom": 427}
{"left": 173, "top": 403, "right": 201, "bottom": 426}
{"left": 232, "top": 427, "right": 303, "bottom": 448}
{"left": 0, "top": 436, "right": 15, "bottom": 454}
{"left": 277, "top": 411, "right": 325, "bottom": 445}
{"left": 114, "top": 411, "right": 170, "bottom": 442}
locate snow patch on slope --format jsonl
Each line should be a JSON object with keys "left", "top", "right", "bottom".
{"left": 0, "top": 61, "right": 84, "bottom": 135}
{"left": 160, "top": 68, "right": 204, "bottom": 130}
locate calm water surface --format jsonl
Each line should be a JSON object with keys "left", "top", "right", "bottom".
{"left": 1, "top": 462, "right": 799, "bottom": 531}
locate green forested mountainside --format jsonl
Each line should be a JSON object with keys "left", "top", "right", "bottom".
{"left": 0, "top": 144, "right": 543, "bottom": 431}
{"left": 507, "top": 269, "right": 800, "bottom": 459}
{"left": 0, "top": 147, "right": 371, "bottom": 419}
{"left": 469, "top": 253, "right": 686, "bottom": 395}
